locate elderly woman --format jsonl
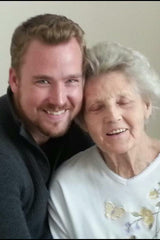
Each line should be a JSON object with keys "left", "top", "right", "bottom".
{"left": 48, "top": 42, "right": 160, "bottom": 239}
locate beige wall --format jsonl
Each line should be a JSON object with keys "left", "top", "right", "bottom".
{"left": 0, "top": 1, "right": 160, "bottom": 138}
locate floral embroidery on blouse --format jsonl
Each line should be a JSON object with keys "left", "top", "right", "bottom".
{"left": 125, "top": 207, "right": 154, "bottom": 237}
{"left": 104, "top": 182, "right": 160, "bottom": 239}
{"left": 105, "top": 201, "right": 125, "bottom": 220}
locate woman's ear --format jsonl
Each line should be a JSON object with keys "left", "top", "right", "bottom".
{"left": 144, "top": 101, "right": 152, "bottom": 120}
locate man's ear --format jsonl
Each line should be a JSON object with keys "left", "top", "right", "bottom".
{"left": 9, "top": 68, "right": 19, "bottom": 93}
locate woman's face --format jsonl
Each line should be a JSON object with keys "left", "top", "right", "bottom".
{"left": 84, "top": 71, "right": 151, "bottom": 155}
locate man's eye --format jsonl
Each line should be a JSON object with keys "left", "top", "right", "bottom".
{"left": 37, "top": 79, "right": 49, "bottom": 84}
{"left": 67, "top": 79, "right": 79, "bottom": 84}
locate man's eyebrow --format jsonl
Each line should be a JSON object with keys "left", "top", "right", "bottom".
{"left": 65, "top": 74, "right": 83, "bottom": 79}
{"left": 32, "top": 75, "right": 53, "bottom": 81}
{"left": 32, "top": 74, "right": 83, "bottom": 81}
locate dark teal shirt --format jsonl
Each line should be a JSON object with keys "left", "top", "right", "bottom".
{"left": 0, "top": 88, "right": 93, "bottom": 239}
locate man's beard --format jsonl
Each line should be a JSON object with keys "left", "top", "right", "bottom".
{"left": 16, "top": 102, "right": 72, "bottom": 140}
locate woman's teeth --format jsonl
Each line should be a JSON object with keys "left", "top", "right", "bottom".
{"left": 107, "top": 128, "right": 127, "bottom": 135}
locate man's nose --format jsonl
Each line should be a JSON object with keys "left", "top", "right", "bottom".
{"left": 49, "top": 83, "right": 67, "bottom": 106}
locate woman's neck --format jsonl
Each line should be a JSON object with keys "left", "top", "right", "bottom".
{"left": 100, "top": 135, "right": 160, "bottom": 179}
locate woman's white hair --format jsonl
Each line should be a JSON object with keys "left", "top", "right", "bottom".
{"left": 76, "top": 41, "right": 160, "bottom": 131}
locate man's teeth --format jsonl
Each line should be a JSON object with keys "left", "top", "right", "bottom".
{"left": 46, "top": 110, "right": 65, "bottom": 116}
{"left": 107, "top": 128, "right": 127, "bottom": 135}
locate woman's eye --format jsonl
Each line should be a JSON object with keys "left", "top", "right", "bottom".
{"left": 117, "top": 100, "right": 133, "bottom": 106}
{"left": 88, "top": 104, "right": 104, "bottom": 112}
{"left": 118, "top": 101, "right": 128, "bottom": 105}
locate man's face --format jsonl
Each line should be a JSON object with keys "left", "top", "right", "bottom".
{"left": 9, "top": 38, "right": 84, "bottom": 144}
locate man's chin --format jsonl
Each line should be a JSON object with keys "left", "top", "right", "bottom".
{"left": 51, "top": 129, "right": 68, "bottom": 138}
{"left": 45, "top": 122, "right": 72, "bottom": 138}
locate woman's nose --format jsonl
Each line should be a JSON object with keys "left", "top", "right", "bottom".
{"left": 104, "top": 105, "right": 122, "bottom": 123}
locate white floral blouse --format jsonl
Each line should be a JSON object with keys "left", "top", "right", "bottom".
{"left": 49, "top": 145, "right": 160, "bottom": 239}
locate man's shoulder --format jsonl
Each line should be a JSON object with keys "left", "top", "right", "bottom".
{"left": 0, "top": 94, "right": 8, "bottom": 109}
{"left": 66, "top": 122, "right": 94, "bottom": 149}
{"left": 0, "top": 93, "right": 17, "bottom": 133}
{"left": 0, "top": 93, "right": 7, "bottom": 101}
{"left": 0, "top": 94, "right": 24, "bottom": 157}
{"left": 46, "top": 122, "right": 94, "bottom": 170}
{"left": 0, "top": 93, "right": 12, "bottom": 122}
{"left": 0, "top": 94, "right": 13, "bottom": 138}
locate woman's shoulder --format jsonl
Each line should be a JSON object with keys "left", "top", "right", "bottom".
{"left": 51, "top": 145, "right": 97, "bottom": 183}
{"left": 58, "top": 145, "right": 97, "bottom": 171}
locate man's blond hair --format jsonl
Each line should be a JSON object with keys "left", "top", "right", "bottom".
{"left": 10, "top": 14, "right": 86, "bottom": 74}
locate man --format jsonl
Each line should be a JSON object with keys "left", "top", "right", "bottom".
{"left": 0, "top": 14, "right": 93, "bottom": 239}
